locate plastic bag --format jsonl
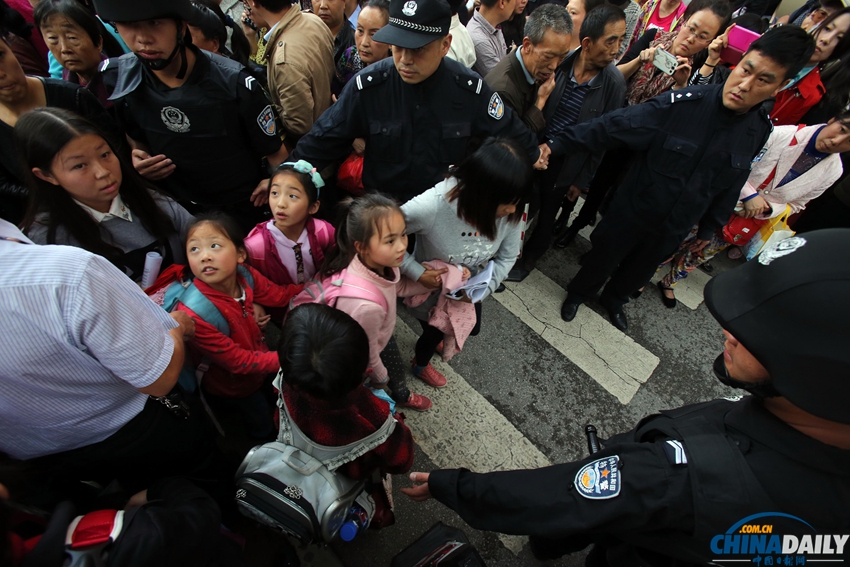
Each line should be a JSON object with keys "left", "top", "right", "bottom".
{"left": 742, "top": 205, "right": 794, "bottom": 261}
{"left": 338, "top": 152, "right": 365, "bottom": 196}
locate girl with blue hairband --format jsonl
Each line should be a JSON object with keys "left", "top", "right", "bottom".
{"left": 244, "top": 160, "right": 336, "bottom": 291}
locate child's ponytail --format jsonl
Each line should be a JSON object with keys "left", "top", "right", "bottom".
{"left": 319, "top": 193, "right": 403, "bottom": 277}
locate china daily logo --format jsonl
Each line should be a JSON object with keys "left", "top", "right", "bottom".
{"left": 712, "top": 513, "right": 848, "bottom": 566}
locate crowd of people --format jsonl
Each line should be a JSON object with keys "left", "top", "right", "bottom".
{"left": 1, "top": 0, "right": 849, "bottom": 563}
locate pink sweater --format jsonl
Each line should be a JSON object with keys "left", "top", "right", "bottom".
{"left": 335, "top": 255, "right": 428, "bottom": 384}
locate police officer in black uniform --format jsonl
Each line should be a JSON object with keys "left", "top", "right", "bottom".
{"left": 289, "top": 0, "right": 548, "bottom": 206}
{"left": 93, "top": 0, "right": 288, "bottom": 230}
{"left": 544, "top": 26, "right": 815, "bottom": 332}
{"left": 402, "top": 228, "right": 850, "bottom": 566}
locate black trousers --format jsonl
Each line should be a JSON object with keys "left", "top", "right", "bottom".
{"left": 571, "top": 149, "right": 634, "bottom": 230}
{"left": 567, "top": 208, "right": 687, "bottom": 307}
{"left": 523, "top": 156, "right": 569, "bottom": 264}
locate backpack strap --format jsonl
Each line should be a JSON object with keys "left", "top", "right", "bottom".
{"left": 244, "top": 227, "right": 266, "bottom": 263}
{"left": 163, "top": 281, "right": 230, "bottom": 336}
{"left": 237, "top": 264, "right": 255, "bottom": 290}
{"left": 273, "top": 372, "right": 397, "bottom": 472}
{"left": 333, "top": 269, "right": 389, "bottom": 314}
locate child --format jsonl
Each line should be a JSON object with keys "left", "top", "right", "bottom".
{"left": 177, "top": 212, "right": 303, "bottom": 438}
{"left": 278, "top": 303, "right": 414, "bottom": 481}
{"left": 319, "top": 194, "right": 435, "bottom": 411}
{"left": 17, "top": 108, "right": 193, "bottom": 283}
{"left": 245, "top": 160, "right": 335, "bottom": 286}
{"left": 401, "top": 137, "right": 533, "bottom": 386}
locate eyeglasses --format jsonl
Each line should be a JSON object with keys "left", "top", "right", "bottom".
{"left": 681, "top": 23, "right": 713, "bottom": 44}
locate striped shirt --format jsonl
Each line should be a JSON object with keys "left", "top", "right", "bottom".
{"left": 546, "top": 68, "right": 593, "bottom": 136}
{"left": 0, "top": 221, "right": 177, "bottom": 459}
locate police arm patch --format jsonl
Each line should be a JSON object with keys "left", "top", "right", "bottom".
{"left": 488, "top": 92, "right": 505, "bottom": 120}
{"left": 257, "top": 105, "right": 277, "bottom": 137}
{"left": 575, "top": 455, "right": 621, "bottom": 499}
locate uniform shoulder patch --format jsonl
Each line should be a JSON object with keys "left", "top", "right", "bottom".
{"left": 257, "top": 105, "right": 277, "bottom": 137}
{"left": 669, "top": 90, "right": 704, "bottom": 103}
{"left": 488, "top": 92, "right": 505, "bottom": 120}
{"left": 663, "top": 439, "right": 688, "bottom": 465}
{"left": 575, "top": 455, "right": 621, "bottom": 499}
{"left": 356, "top": 69, "right": 389, "bottom": 91}
{"left": 456, "top": 74, "right": 484, "bottom": 94}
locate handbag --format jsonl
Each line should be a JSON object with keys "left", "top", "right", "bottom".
{"left": 337, "top": 152, "right": 365, "bottom": 196}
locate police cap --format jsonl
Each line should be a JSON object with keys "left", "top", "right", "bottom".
{"left": 93, "top": 0, "right": 195, "bottom": 23}
{"left": 704, "top": 229, "right": 850, "bottom": 424}
{"left": 373, "top": 0, "right": 452, "bottom": 49}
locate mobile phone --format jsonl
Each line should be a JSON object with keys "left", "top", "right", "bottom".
{"left": 653, "top": 47, "right": 679, "bottom": 76}
{"left": 719, "top": 26, "right": 761, "bottom": 65}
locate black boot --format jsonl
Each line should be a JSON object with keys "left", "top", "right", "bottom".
{"left": 555, "top": 224, "right": 581, "bottom": 249}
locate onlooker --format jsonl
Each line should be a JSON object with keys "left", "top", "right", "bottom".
{"left": 627, "top": 0, "right": 686, "bottom": 51}
{"left": 19, "top": 109, "right": 193, "bottom": 283}
{"left": 609, "top": 0, "right": 640, "bottom": 60}
{"left": 94, "top": 0, "right": 289, "bottom": 232}
{"left": 545, "top": 26, "right": 813, "bottom": 331}
{"left": 658, "top": 114, "right": 849, "bottom": 305}
{"left": 0, "top": 35, "right": 119, "bottom": 225}
{"left": 336, "top": 0, "right": 390, "bottom": 90}
{"left": 0, "top": 218, "right": 220, "bottom": 499}
{"left": 313, "top": 0, "right": 355, "bottom": 76}
{"left": 467, "top": 0, "right": 516, "bottom": 76}
{"left": 246, "top": 0, "right": 335, "bottom": 146}
{"left": 34, "top": 0, "right": 127, "bottom": 109}
{"left": 289, "top": 0, "right": 545, "bottom": 207}
{"left": 1, "top": 0, "right": 49, "bottom": 76}
{"left": 770, "top": 8, "right": 850, "bottom": 126}
{"left": 485, "top": 3, "right": 573, "bottom": 132}
{"left": 565, "top": 0, "right": 605, "bottom": 52}
{"left": 688, "top": 13, "right": 768, "bottom": 87}
{"left": 510, "top": 4, "right": 627, "bottom": 281}
{"left": 501, "top": 0, "right": 530, "bottom": 50}
{"left": 447, "top": 0, "right": 477, "bottom": 67}
{"left": 188, "top": 0, "right": 256, "bottom": 72}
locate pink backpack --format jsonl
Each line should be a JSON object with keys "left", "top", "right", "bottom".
{"left": 244, "top": 219, "right": 335, "bottom": 285}
{"left": 290, "top": 268, "right": 388, "bottom": 314}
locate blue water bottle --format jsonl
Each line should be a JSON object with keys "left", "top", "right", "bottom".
{"left": 339, "top": 503, "right": 369, "bottom": 541}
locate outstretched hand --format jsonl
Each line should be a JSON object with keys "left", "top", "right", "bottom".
{"left": 401, "top": 472, "right": 432, "bottom": 502}
{"left": 419, "top": 264, "right": 449, "bottom": 289}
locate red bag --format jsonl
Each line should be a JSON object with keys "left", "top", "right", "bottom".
{"left": 338, "top": 152, "right": 365, "bottom": 196}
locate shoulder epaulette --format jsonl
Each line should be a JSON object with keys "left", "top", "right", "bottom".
{"left": 355, "top": 68, "right": 390, "bottom": 90}
{"left": 669, "top": 90, "right": 704, "bottom": 103}
{"left": 455, "top": 73, "right": 484, "bottom": 95}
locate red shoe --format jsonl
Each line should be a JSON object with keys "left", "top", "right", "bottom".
{"left": 435, "top": 341, "right": 444, "bottom": 355}
{"left": 400, "top": 392, "right": 432, "bottom": 411}
{"left": 412, "top": 362, "right": 447, "bottom": 388}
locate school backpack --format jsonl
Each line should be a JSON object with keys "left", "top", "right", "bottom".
{"left": 289, "top": 267, "right": 388, "bottom": 314}
{"left": 244, "top": 218, "right": 334, "bottom": 285}
{"left": 234, "top": 374, "right": 397, "bottom": 543}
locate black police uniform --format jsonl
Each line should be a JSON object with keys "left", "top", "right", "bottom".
{"left": 290, "top": 56, "right": 541, "bottom": 204}
{"left": 546, "top": 84, "right": 772, "bottom": 306}
{"left": 429, "top": 396, "right": 850, "bottom": 566}
{"left": 102, "top": 47, "right": 282, "bottom": 217}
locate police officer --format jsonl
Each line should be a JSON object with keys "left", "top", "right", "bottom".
{"left": 402, "top": 228, "right": 850, "bottom": 566}
{"left": 93, "top": 0, "right": 289, "bottom": 230}
{"left": 288, "top": 0, "right": 549, "bottom": 206}
{"left": 543, "top": 26, "right": 814, "bottom": 332}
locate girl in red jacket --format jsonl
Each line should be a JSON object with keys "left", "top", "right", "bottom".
{"left": 177, "top": 213, "right": 303, "bottom": 438}
{"left": 244, "top": 160, "right": 335, "bottom": 286}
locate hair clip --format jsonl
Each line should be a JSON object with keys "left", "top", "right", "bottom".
{"left": 282, "top": 160, "right": 325, "bottom": 199}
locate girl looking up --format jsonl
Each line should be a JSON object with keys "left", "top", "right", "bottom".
{"left": 17, "top": 108, "right": 192, "bottom": 283}
{"left": 401, "top": 137, "right": 533, "bottom": 387}
{"left": 318, "top": 194, "right": 434, "bottom": 411}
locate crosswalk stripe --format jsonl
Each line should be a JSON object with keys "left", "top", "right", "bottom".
{"left": 569, "top": 200, "right": 712, "bottom": 311}
{"left": 394, "top": 318, "right": 552, "bottom": 554}
{"left": 492, "top": 270, "right": 660, "bottom": 404}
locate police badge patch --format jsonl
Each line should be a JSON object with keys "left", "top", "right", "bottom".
{"left": 402, "top": 1, "right": 417, "bottom": 16}
{"left": 488, "top": 92, "right": 504, "bottom": 120}
{"left": 257, "top": 105, "right": 277, "bottom": 137}
{"left": 575, "top": 456, "right": 621, "bottom": 500}
{"left": 160, "top": 106, "right": 190, "bottom": 133}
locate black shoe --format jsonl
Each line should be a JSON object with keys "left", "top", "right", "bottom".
{"left": 630, "top": 289, "right": 643, "bottom": 299}
{"left": 554, "top": 225, "right": 580, "bottom": 249}
{"left": 657, "top": 281, "right": 677, "bottom": 308}
{"left": 553, "top": 213, "right": 570, "bottom": 235}
{"left": 505, "top": 266, "right": 530, "bottom": 282}
{"left": 701, "top": 261, "right": 714, "bottom": 273}
{"left": 495, "top": 282, "right": 506, "bottom": 293}
{"left": 601, "top": 302, "right": 628, "bottom": 331}
{"left": 561, "top": 299, "right": 581, "bottom": 321}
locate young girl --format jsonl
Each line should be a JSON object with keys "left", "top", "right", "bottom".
{"left": 319, "top": 194, "right": 434, "bottom": 411}
{"left": 401, "top": 137, "right": 533, "bottom": 386}
{"left": 177, "top": 213, "right": 303, "bottom": 438}
{"left": 244, "top": 160, "right": 335, "bottom": 286}
{"left": 17, "top": 108, "right": 192, "bottom": 283}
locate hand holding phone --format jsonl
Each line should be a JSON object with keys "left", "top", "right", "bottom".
{"left": 653, "top": 47, "right": 679, "bottom": 76}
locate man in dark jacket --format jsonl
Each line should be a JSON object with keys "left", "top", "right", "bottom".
{"left": 547, "top": 26, "right": 813, "bottom": 331}
{"left": 507, "top": 4, "right": 627, "bottom": 281}
{"left": 484, "top": 4, "right": 573, "bottom": 133}
{"left": 402, "top": 228, "right": 850, "bottom": 567}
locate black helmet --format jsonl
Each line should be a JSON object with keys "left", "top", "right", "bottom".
{"left": 92, "top": 0, "right": 195, "bottom": 23}
{"left": 704, "top": 228, "right": 850, "bottom": 424}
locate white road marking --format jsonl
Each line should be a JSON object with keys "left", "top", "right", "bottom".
{"left": 493, "top": 270, "right": 660, "bottom": 404}
{"left": 394, "top": 318, "right": 551, "bottom": 554}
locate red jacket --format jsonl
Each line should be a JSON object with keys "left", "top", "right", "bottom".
{"left": 176, "top": 264, "right": 303, "bottom": 398}
{"left": 770, "top": 67, "right": 825, "bottom": 127}
{"left": 244, "top": 217, "right": 336, "bottom": 285}
{"left": 282, "top": 384, "right": 414, "bottom": 480}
